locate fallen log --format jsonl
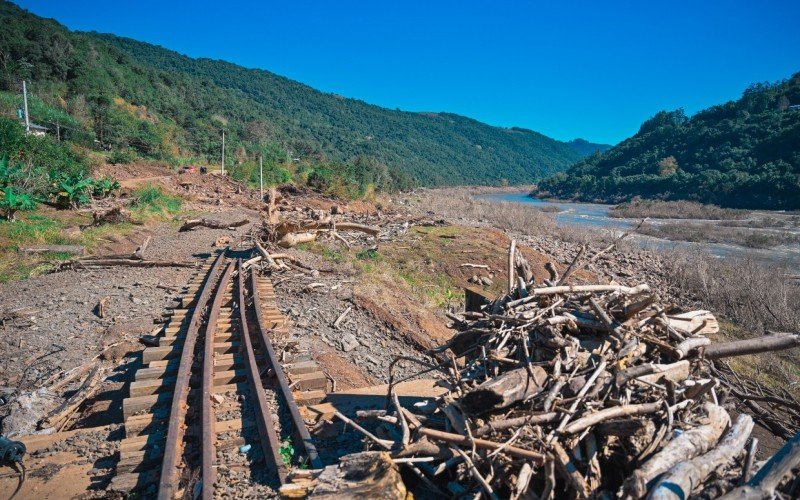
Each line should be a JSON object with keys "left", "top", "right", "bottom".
{"left": 19, "top": 245, "right": 86, "bottom": 256}
{"left": 39, "top": 366, "right": 103, "bottom": 429}
{"left": 704, "top": 332, "right": 800, "bottom": 359}
{"left": 77, "top": 259, "right": 195, "bottom": 268}
{"left": 650, "top": 414, "right": 754, "bottom": 500}
{"left": 622, "top": 403, "right": 730, "bottom": 499}
{"left": 461, "top": 366, "right": 548, "bottom": 414}
{"left": 179, "top": 217, "right": 249, "bottom": 232}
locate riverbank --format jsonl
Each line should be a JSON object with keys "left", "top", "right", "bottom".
{"left": 477, "top": 190, "right": 800, "bottom": 269}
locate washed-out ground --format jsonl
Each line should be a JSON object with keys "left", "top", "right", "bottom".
{"left": 0, "top": 179, "right": 795, "bottom": 497}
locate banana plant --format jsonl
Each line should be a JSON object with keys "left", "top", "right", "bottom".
{"left": 54, "top": 177, "right": 93, "bottom": 209}
{"left": 0, "top": 187, "right": 37, "bottom": 221}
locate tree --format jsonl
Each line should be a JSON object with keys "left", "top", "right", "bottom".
{"left": 658, "top": 156, "right": 679, "bottom": 176}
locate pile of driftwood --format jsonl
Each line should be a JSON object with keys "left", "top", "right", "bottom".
{"left": 334, "top": 244, "right": 800, "bottom": 499}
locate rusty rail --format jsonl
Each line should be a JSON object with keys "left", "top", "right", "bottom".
{"left": 237, "top": 259, "right": 287, "bottom": 483}
{"left": 249, "top": 265, "right": 323, "bottom": 469}
{"left": 157, "top": 250, "right": 227, "bottom": 500}
{"left": 200, "top": 261, "right": 234, "bottom": 500}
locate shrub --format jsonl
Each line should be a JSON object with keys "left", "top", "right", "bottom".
{"left": 89, "top": 177, "right": 121, "bottom": 198}
{"left": 108, "top": 148, "right": 137, "bottom": 164}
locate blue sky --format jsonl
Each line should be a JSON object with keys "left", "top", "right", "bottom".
{"left": 15, "top": 0, "right": 800, "bottom": 144}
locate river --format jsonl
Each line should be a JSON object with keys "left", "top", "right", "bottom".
{"left": 480, "top": 192, "right": 800, "bottom": 272}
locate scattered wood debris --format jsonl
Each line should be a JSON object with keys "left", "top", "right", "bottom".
{"left": 307, "top": 242, "right": 800, "bottom": 499}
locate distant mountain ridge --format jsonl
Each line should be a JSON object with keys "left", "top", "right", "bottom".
{"left": 536, "top": 73, "right": 800, "bottom": 210}
{"left": 0, "top": 1, "right": 586, "bottom": 188}
{"left": 566, "top": 138, "right": 612, "bottom": 157}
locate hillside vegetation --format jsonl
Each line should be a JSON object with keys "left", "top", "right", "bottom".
{"left": 536, "top": 74, "right": 800, "bottom": 209}
{"left": 0, "top": 1, "right": 582, "bottom": 195}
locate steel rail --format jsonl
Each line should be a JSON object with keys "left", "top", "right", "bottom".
{"left": 200, "top": 261, "right": 234, "bottom": 500}
{"left": 157, "top": 250, "right": 227, "bottom": 500}
{"left": 249, "top": 265, "right": 323, "bottom": 469}
{"left": 236, "top": 259, "right": 286, "bottom": 484}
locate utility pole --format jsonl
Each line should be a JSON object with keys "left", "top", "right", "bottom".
{"left": 221, "top": 130, "right": 226, "bottom": 175}
{"left": 56, "top": 121, "right": 61, "bottom": 142}
{"left": 22, "top": 80, "right": 30, "bottom": 134}
{"left": 259, "top": 155, "right": 264, "bottom": 201}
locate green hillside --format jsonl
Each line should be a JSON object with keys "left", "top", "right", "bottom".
{"left": 0, "top": 1, "right": 581, "bottom": 192}
{"left": 536, "top": 74, "right": 800, "bottom": 209}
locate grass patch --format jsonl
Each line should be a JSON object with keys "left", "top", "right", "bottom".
{"left": 78, "top": 222, "right": 137, "bottom": 248}
{"left": 0, "top": 214, "right": 67, "bottom": 250}
{"left": 0, "top": 213, "right": 71, "bottom": 282}
{"left": 132, "top": 184, "right": 183, "bottom": 217}
{"left": 0, "top": 184, "right": 184, "bottom": 283}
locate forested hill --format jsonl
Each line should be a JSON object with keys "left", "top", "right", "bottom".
{"left": 536, "top": 73, "right": 800, "bottom": 210}
{"left": 0, "top": 2, "right": 582, "bottom": 189}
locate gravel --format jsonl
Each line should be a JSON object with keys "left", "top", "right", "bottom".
{"left": 0, "top": 208, "right": 258, "bottom": 436}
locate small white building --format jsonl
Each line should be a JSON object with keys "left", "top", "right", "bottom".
{"left": 21, "top": 122, "right": 49, "bottom": 137}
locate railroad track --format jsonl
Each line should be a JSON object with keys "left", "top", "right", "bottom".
{"left": 111, "top": 249, "right": 327, "bottom": 498}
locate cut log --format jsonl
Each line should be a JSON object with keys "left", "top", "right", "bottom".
{"left": 674, "top": 336, "right": 711, "bottom": 359}
{"left": 622, "top": 403, "right": 730, "bottom": 499}
{"left": 461, "top": 366, "right": 548, "bottom": 414}
{"left": 280, "top": 451, "right": 406, "bottom": 499}
{"left": 278, "top": 231, "right": 318, "bottom": 248}
{"left": 704, "top": 332, "right": 800, "bottom": 359}
{"left": 666, "top": 310, "right": 719, "bottom": 335}
{"left": 650, "top": 414, "right": 753, "bottom": 500}
{"left": 178, "top": 218, "right": 249, "bottom": 232}
{"left": 19, "top": 245, "right": 86, "bottom": 256}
